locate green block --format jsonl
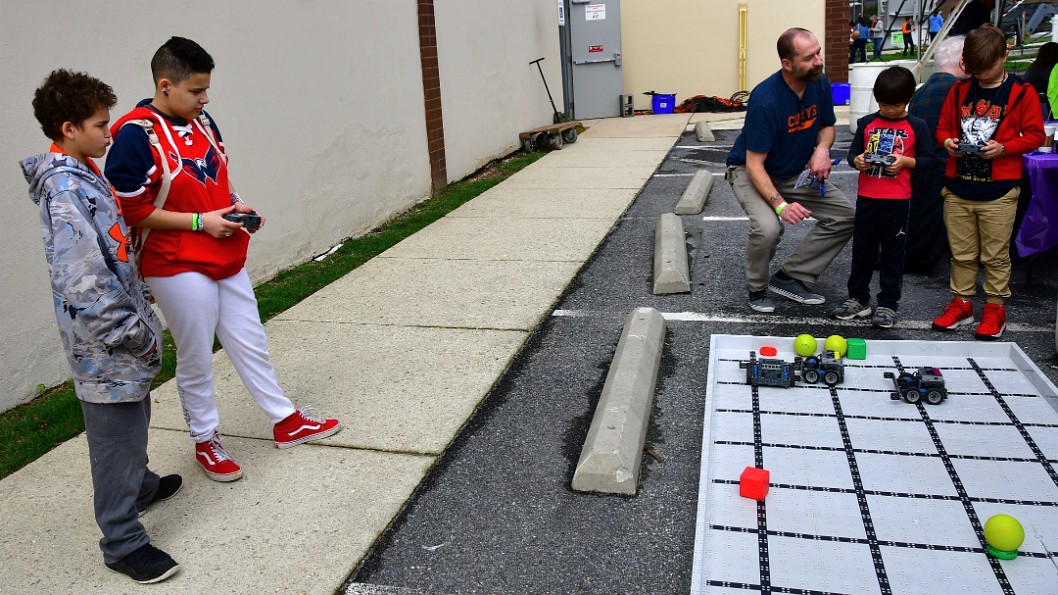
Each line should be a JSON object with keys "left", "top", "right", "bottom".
{"left": 847, "top": 338, "right": 866, "bottom": 360}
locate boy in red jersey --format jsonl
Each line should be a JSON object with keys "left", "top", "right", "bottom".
{"left": 106, "top": 37, "right": 340, "bottom": 482}
{"left": 931, "top": 25, "right": 1045, "bottom": 340}
{"left": 835, "top": 66, "right": 936, "bottom": 329}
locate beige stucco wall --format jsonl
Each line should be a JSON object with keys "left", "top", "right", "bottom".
{"left": 0, "top": 0, "right": 560, "bottom": 413}
{"left": 436, "top": 2, "right": 563, "bottom": 179}
{"left": 621, "top": 0, "right": 826, "bottom": 111}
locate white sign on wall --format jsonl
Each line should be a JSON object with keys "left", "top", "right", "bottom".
{"left": 585, "top": 4, "right": 606, "bottom": 21}
{"left": 557, "top": 0, "right": 565, "bottom": 26}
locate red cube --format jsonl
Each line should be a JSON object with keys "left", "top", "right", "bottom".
{"left": 740, "top": 466, "right": 770, "bottom": 500}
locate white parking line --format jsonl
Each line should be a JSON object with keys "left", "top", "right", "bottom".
{"left": 551, "top": 309, "right": 1054, "bottom": 332}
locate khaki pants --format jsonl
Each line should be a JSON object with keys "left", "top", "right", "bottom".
{"left": 941, "top": 187, "right": 1019, "bottom": 304}
{"left": 728, "top": 166, "right": 855, "bottom": 292}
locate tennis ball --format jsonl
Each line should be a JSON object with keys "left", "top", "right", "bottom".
{"left": 794, "top": 334, "right": 818, "bottom": 357}
{"left": 984, "top": 514, "right": 1024, "bottom": 553}
{"left": 823, "top": 335, "right": 847, "bottom": 358}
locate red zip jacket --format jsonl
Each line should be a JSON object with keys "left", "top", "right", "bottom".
{"left": 935, "top": 76, "right": 1045, "bottom": 181}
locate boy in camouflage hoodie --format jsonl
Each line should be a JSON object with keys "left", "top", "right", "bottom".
{"left": 21, "top": 69, "right": 181, "bottom": 584}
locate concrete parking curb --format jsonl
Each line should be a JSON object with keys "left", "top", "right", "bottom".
{"left": 653, "top": 213, "right": 691, "bottom": 294}
{"left": 695, "top": 122, "right": 715, "bottom": 142}
{"left": 571, "top": 307, "right": 666, "bottom": 496}
{"left": 674, "top": 169, "right": 713, "bottom": 215}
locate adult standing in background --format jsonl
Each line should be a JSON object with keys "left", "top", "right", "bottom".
{"left": 1022, "top": 42, "right": 1058, "bottom": 118}
{"left": 905, "top": 35, "right": 967, "bottom": 276}
{"left": 901, "top": 17, "right": 916, "bottom": 56}
{"left": 871, "top": 16, "right": 886, "bottom": 61}
{"left": 725, "top": 28, "right": 854, "bottom": 312}
{"left": 929, "top": 10, "right": 944, "bottom": 44}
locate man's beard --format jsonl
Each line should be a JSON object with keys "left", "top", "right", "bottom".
{"left": 799, "top": 67, "right": 824, "bottom": 83}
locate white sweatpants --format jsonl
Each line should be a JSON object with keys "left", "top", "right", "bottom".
{"left": 147, "top": 269, "right": 295, "bottom": 442}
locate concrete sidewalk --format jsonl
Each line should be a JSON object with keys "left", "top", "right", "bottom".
{"left": 0, "top": 113, "right": 702, "bottom": 594}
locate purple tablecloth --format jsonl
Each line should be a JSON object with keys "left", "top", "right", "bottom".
{"left": 1017, "top": 153, "right": 1058, "bottom": 257}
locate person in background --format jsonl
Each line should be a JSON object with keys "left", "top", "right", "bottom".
{"left": 1022, "top": 42, "right": 1058, "bottom": 118}
{"left": 929, "top": 10, "right": 945, "bottom": 44}
{"left": 901, "top": 16, "right": 917, "bottom": 56}
{"left": 906, "top": 35, "right": 967, "bottom": 276}
{"left": 931, "top": 25, "right": 1044, "bottom": 340}
{"left": 871, "top": 16, "right": 886, "bottom": 61}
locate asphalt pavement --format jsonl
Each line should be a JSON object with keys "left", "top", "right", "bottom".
{"left": 349, "top": 115, "right": 1058, "bottom": 594}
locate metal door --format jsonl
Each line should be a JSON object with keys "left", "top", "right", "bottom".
{"left": 567, "top": 0, "right": 623, "bottom": 119}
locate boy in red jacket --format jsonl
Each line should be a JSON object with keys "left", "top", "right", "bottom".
{"left": 932, "top": 24, "right": 1044, "bottom": 340}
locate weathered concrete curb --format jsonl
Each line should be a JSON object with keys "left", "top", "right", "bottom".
{"left": 674, "top": 169, "right": 713, "bottom": 215}
{"left": 652, "top": 213, "right": 690, "bottom": 294}
{"left": 695, "top": 121, "right": 715, "bottom": 141}
{"left": 571, "top": 307, "right": 666, "bottom": 495}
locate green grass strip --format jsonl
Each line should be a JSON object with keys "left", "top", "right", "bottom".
{"left": 0, "top": 150, "right": 544, "bottom": 480}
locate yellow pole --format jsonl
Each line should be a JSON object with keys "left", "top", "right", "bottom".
{"left": 739, "top": 4, "right": 748, "bottom": 91}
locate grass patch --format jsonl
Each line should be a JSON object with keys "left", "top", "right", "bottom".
{"left": 0, "top": 150, "right": 545, "bottom": 480}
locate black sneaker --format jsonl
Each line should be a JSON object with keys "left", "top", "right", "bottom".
{"left": 106, "top": 543, "right": 180, "bottom": 584}
{"left": 139, "top": 474, "right": 182, "bottom": 516}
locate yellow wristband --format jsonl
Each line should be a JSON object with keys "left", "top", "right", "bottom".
{"left": 775, "top": 202, "right": 788, "bottom": 216}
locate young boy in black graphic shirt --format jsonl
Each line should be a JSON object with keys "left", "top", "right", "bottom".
{"left": 931, "top": 25, "right": 1044, "bottom": 340}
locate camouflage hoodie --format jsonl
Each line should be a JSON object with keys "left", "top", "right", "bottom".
{"left": 21, "top": 151, "right": 162, "bottom": 403}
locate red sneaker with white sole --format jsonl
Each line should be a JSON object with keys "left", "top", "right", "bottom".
{"left": 931, "top": 297, "right": 974, "bottom": 331}
{"left": 975, "top": 303, "right": 1007, "bottom": 341}
{"left": 195, "top": 432, "right": 243, "bottom": 482}
{"left": 273, "top": 408, "right": 341, "bottom": 449}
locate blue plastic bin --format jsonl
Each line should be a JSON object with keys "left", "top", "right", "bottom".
{"left": 831, "top": 82, "right": 850, "bottom": 106}
{"left": 651, "top": 93, "right": 676, "bottom": 114}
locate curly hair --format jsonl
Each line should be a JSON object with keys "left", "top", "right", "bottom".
{"left": 32, "top": 69, "right": 117, "bottom": 141}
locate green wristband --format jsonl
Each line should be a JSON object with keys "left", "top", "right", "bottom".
{"left": 775, "top": 202, "right": 787, "bottom": 216}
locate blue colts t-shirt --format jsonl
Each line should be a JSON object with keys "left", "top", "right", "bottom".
{"left": 727, "top": 71, "right": 836, "bottom": 180}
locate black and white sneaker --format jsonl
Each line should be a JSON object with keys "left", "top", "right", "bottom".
{"left": 106, "top": 544, "right": 180, "bottom": 584}
{"left": 749, "top": 290, "right": 775, "bottom": 313}
{"left": 769, "top": 273, "right": 825, "bottom": 305}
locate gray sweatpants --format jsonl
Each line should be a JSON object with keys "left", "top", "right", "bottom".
{"left": 728, "top": 165, "right": 855, "bottom": 293}
{"left": 80, "top": 398, "right": 160, "bottom": 563}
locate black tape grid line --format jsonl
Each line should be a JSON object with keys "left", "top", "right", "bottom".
{"left": 893, "top": 356, "right": 1015, "bottom": 595}
{"left": 749, "top": 371, "right": 772, "bottom": 593}
{"left": 708, "top": 524, "right": 1056, "bottom": 560}
{"left": 714, "top": 439, "right": 1058, "bottom": 466}
{"left": 715, "top": 406, "right": 1058, "bottom": 429}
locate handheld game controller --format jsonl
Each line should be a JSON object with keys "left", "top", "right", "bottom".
{"left": 863, "top": 153, "right": 897, "bottom": 166}
{"left": 223, "top": 211, "right": 262, "bottom": 230}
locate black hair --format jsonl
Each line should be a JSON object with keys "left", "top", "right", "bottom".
{"left": 150, "top": 36, "right": 214, "bottom": 84}
{"left": 32, "top": 69, "right": 117, "bottom": 141}
{"left": 1027, "top": 42, "right": 1058, "bottom": 75}
{"left": 873, "top": 66, "right": 917, "bottom": 105}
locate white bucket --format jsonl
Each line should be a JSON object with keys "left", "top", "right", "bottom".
{"left": 848, "top": 61, "right": 923, "bottom": 135}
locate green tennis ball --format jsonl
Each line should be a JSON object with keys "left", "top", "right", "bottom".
{"left": 823, "top": 335, "right": 847, "bottom": 358}
{"left": 794, "top": 334, "right": 818, "bottom": 357}
{"left": 984, "top": 514, "right": 1024, "bottom": 553}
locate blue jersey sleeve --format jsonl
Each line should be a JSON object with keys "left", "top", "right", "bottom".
{"left": 104, "top": 125, "right": 155, "bottom": 196}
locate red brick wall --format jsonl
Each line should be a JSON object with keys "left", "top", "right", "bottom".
{"left": 418, "top": 0, "right": 447, "bottom": 195}
{"left": 825, "top": 0, "right": 850, "bottom": 84}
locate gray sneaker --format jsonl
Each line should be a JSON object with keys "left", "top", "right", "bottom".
{"left": 872, "top": 306, "right": 897, "bottom": 329}
{"left": 749, "top": 290, "right": 775, "bottom": 313}
{"left": 833, "top": 298, "right": 872, "bottom": 320}
{"left": 768, "top": 274, "right": 825, "bottom": 305}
